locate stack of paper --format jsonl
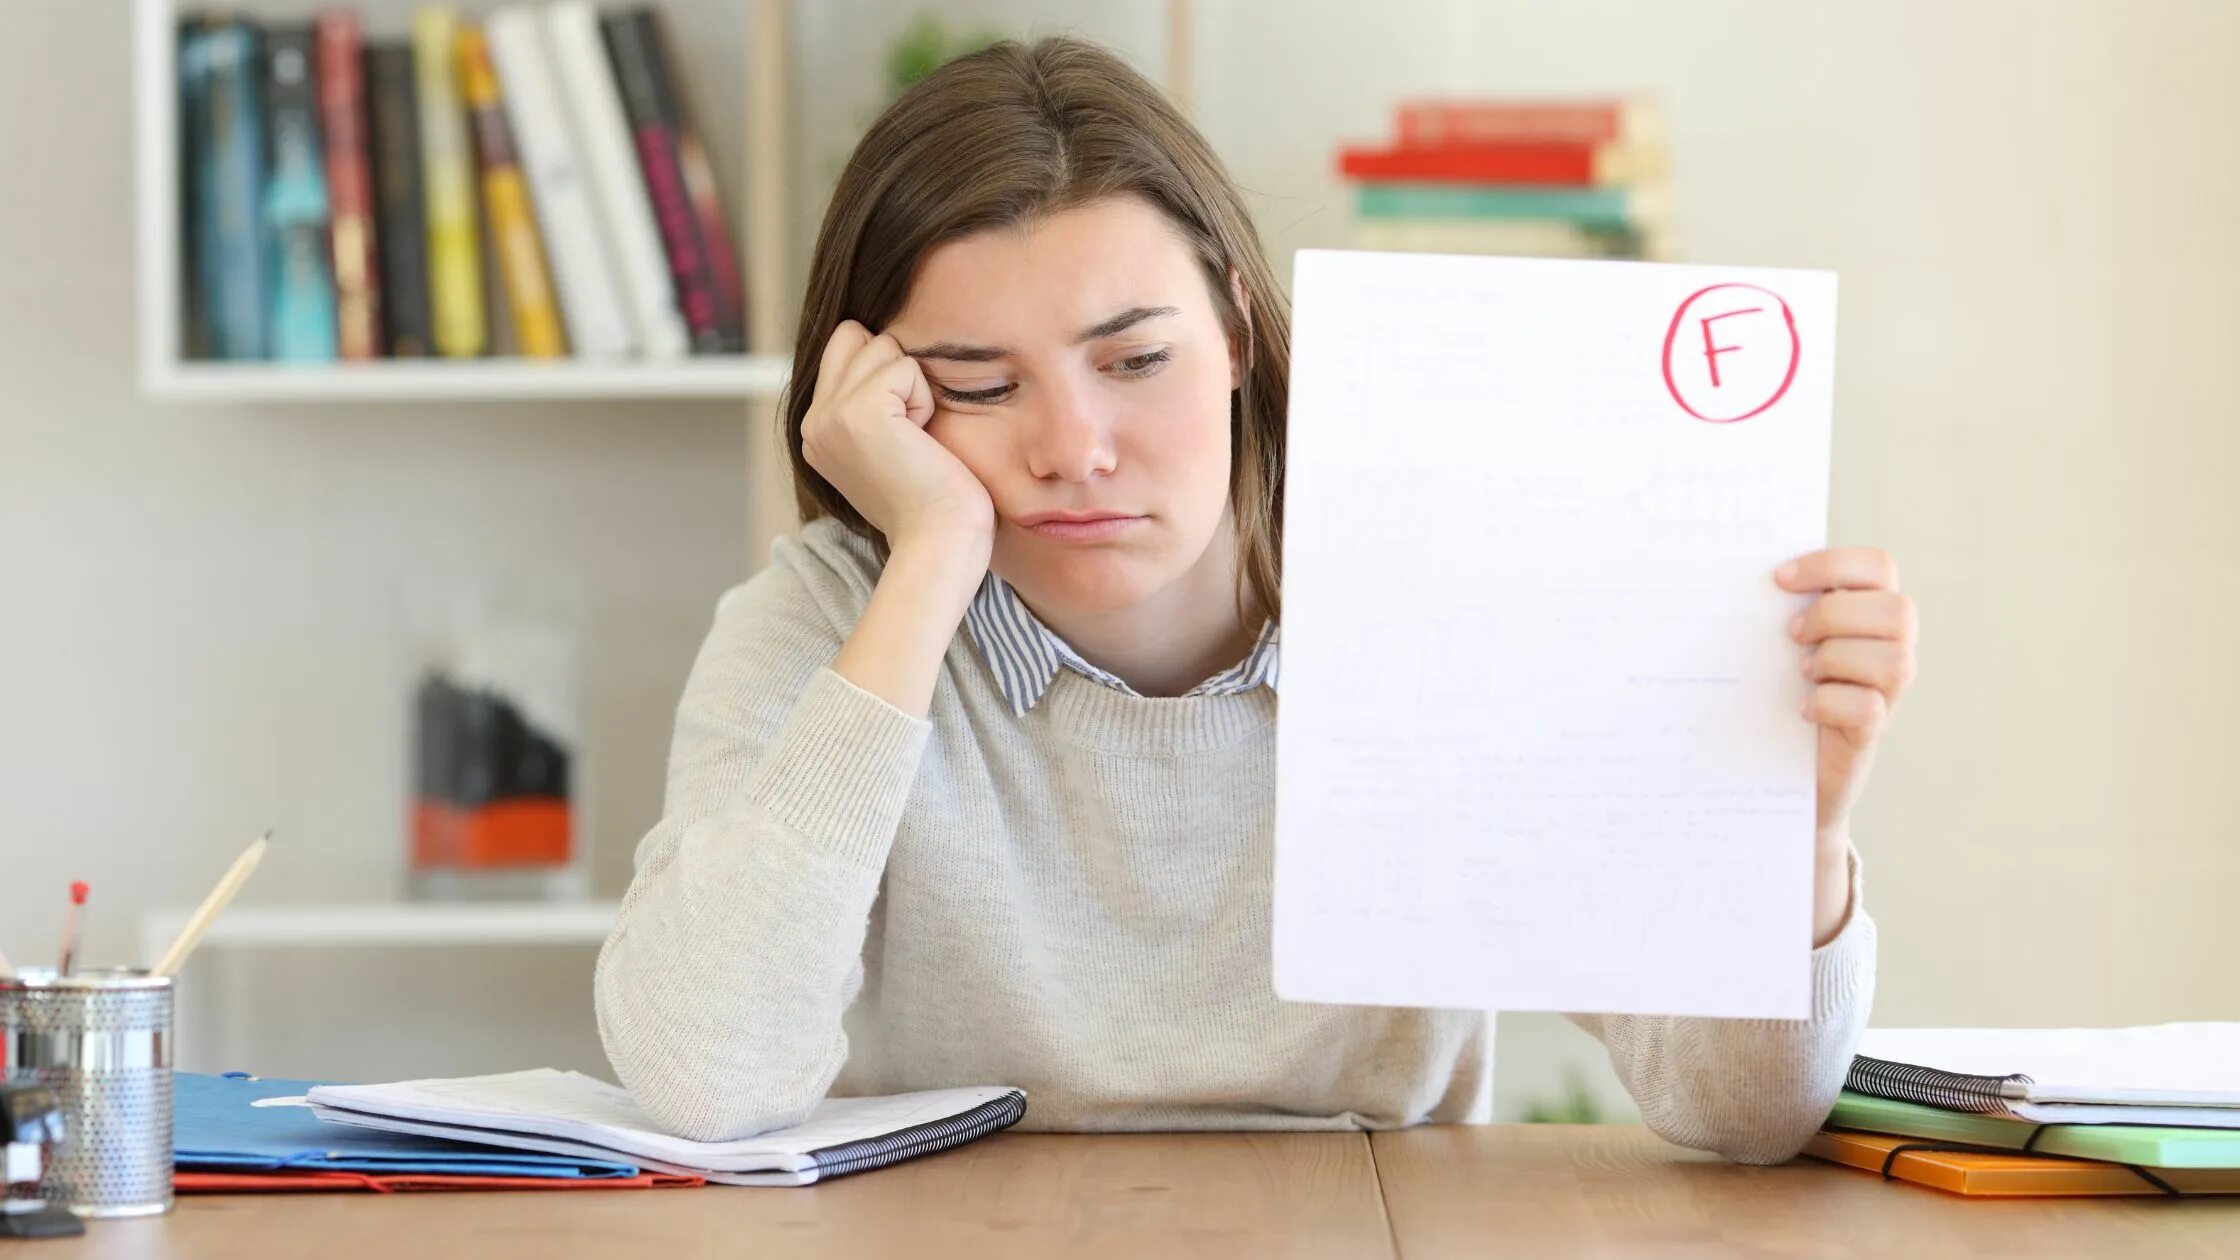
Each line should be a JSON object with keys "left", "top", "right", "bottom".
{"left": 306, "top": 1069, "right": 1028, "bottom": 1187}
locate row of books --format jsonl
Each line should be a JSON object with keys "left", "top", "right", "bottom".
{"left": 1334, "top": 97, "right": 1674, "bottom": 262}
{"left": 179, "top": 4, "right": 745, "bottom": 365}
{"left": 1808, "top": 1023, "right": 2240, "bottom": 1197}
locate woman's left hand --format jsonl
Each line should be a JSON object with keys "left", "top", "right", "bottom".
{"left": 1774, "top": 546, "right": 1918, "bottom": 842}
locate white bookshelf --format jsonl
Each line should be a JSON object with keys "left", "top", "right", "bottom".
{"left": 145, "top": 356, "right": 788, "bottom": 402}
{"left": 132, "top": 0, "right": 795, "bottom": 408}
{"left": 138, "top": 902, "right": 620, "bottom": 958}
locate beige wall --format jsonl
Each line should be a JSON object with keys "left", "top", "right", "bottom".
{"left": 4, "top": 0, "right": 2235, "bottom": 1106}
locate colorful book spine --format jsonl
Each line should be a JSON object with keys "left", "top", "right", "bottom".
{"left": 1337, "top": 140, "right": 1658, "bottom": 188}
{"left": 1353, "top": 184, "right": 1653, "bottom": 233}
{"left": 365, "top": 44, "right": 432, "bottom": 357}
{"left": 487, "top": 6, "right": 633, "bottom": 359}
{"left": 1395, "top": 99, "right": 1656, "bottom": 148}
{"left": 456, "top": 25, "right": 566, "bottom": 358}
{"left": 262, "top": 23, "right": 337, "bottom": 363}
{"left": 645, "top": 9, "right": 746, "bottom": 346}
{"left": 177, "top": 19, "right": 216, "bottom": 360}
{"left": 315, "top": 11, "right": 380, "bottom": 361}
{"left": 413, "top": 7, "right": 486, "bottom": 358}
{"left": 195, "top": 23, "right": 268, "bottom": 360}
{"left": 545, "top": 0, "right": 687, "bottom": 359}
{"left": 601, "top": 8, "right": 731, "bottom": 354}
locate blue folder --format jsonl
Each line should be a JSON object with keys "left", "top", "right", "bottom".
{"left": 175, "top": 1073, "right": 639, "bottom": 1179}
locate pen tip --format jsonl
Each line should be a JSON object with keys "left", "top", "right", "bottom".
{"left": 70, "top": 881, "right": 89, "bottom": 904}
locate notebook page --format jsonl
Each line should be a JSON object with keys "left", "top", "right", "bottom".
{"left": 1272, "top": 249, "right": 1835, "bottom": 1019}
{"left": 1860, "top": 1024, "right": 2240, "bottom": 1105}
{"left": 307, "top": 1070, "right": 1020, "bottom": 1171}
{"left": 309, "top": 1107, "right": 822, "bottom": 1182}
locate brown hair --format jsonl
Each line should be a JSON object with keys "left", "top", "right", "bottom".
{"left": 779, "top": 36, "right": 1290, "bottom": 624}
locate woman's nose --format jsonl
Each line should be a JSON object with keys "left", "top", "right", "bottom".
{"left": 1026, "top": 384, "right": 1117, "bottom": 482}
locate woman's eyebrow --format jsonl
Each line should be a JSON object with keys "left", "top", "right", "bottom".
{"left": 903, "top": 305, "right": 1181, "bottom": 362}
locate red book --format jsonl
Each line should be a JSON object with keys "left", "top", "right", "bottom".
{"left": 648, "top": 10, "right": 747, "bottom": 342}
{"left": 316, "top": 10, "right": 381, "bottom": 360}
{"left": 1336, "top": 141, "right": 1655, "bottom": 187}
{"left": 601, "top": 8, "right": 740, "bottom": 353}
{"left": 1396, "top": 100, "right": 1636, "bottom": 147}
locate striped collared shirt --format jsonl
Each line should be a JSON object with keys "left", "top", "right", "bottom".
{"left": 963, "top": 572, "right": 1281, "bottom": 716}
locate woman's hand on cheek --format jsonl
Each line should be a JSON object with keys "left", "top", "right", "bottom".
{"left": 801, "top": 320, "right": 998, "bottom": 559}
{"left": 1773, "top": 546, "right": 1918, "bottom": 842}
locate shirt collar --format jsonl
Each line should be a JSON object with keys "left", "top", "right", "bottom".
{"left": 963, "top": 572, "right": 1280, "bottom": 717}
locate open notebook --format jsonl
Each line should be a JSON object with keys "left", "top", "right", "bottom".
{"left": 305, "top": 1070, "right": 1027, "bottom": 1186}
{"left": 1853, "top": 1024, "right": 2240, "bottom": 1127}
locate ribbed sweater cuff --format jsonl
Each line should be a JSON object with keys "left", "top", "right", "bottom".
{"left": 743, "top": 666, "right": 932, "bottom": 870}
{"left": 1805, "top": 844, "right": 1876, "bottom": 1023}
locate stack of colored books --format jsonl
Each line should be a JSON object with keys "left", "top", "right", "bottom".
{"left": 1808, "top": 1024, "right": 2240, "bottom": 1197}
{"left": 1334, "top": 97, "right": 1673, "bottom": 262}
{"left": 177, "top": 4, "right": 744, "bottom": 365}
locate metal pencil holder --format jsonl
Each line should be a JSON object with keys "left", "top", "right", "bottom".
{"left": 0, "top": 969, "right": 173, "bottom": 1218}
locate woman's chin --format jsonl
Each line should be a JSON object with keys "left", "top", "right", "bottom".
{"left": 1005, "top": 555, "right": 1171, "bottom": 619}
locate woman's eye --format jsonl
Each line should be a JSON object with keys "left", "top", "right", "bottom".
{"left": 936, "top": 382, "right": 1013, "bottom": 405}
{"left": 1112, "top": 349, "right": 1172, "bottom": 377}
{"left": 934, "top": 350, "right": 1171, "bottom": 405}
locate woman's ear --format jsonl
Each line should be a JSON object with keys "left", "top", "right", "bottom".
{"left": 1227, "top": 266, "right": 1251, "bottom": 391}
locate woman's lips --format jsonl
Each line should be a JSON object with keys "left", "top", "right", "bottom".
{"left": 1022, "top": 515, "right": 1144, "bottom": 542}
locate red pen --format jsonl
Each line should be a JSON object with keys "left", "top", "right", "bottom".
{"left": 57, "top": 882, "right": 88, "bottom": 977}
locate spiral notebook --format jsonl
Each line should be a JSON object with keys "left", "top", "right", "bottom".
{"left": 305, "top": 1070, "right": 1027, "bottom": 1186}
{"left": 1852, "top": 1023, "right": 2240, "bottom": 1127}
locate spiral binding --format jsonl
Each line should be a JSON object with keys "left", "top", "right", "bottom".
{"left": 1848, "top": 1055, "right": 2031, "bottom": 1115}
{"left": 804, "top": 1090, "right": 1029, "bottom": 1181}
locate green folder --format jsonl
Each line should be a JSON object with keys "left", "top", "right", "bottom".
{"left": 1830, "top": 1090, "right": 2240, "bottom": 1170}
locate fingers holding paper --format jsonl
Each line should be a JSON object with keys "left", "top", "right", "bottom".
{"left": 1773, "top": 547, "right": 1918, "bottom": 838}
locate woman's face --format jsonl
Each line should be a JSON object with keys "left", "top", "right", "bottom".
{"left": 883, "top": 194, "right": 1241, "bottom": 618}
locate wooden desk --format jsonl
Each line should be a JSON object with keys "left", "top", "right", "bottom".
{"left": 46, "top": 1126, "right": 2240, "bottom": 1259}
{"left": 51, "top": 1132, "right": 1389, "bottom": 1260}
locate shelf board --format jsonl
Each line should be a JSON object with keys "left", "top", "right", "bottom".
{"left": 142, "top": 355, "right": 792, "bottom": 403}
{"left": 137, "top": 902, "right": 622, "bottom": 954}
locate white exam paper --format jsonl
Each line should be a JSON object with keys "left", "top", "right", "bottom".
{"left": 1272, "top": 249, "right": 1836, "bottom": 1019}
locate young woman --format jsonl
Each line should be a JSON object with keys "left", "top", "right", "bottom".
{"left": 595, "top": 37, "right": 1917, "bottom": 1164}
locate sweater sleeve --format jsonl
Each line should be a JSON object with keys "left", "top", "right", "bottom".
{"left": 594, "top": 535, "right": 933, "bottom": 1142}
{"left": 1562, "top": 846, "right": 1877, "bottom": 1164}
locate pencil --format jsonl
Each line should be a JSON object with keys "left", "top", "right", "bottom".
{"left": 152, "top": 833, "right": 270, "bottom": 978}
{"left": 58, "top": 882, "right": 88, "bottom": 976}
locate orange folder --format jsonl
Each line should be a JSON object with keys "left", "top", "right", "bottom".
{"left": 176, "top": 1170, "right": 702, "bottom": 1194}
{"left": 1806, "top": 1129, "right": 2240, "bottom": 1198}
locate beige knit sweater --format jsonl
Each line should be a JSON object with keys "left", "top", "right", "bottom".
{"left": 594, "top": 519, "right": 1876, "bottom": 1162}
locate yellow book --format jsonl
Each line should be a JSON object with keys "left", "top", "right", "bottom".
{"left": 455, "top": 26, "right": 565, "bottom": 359}
{"left": 412, "top": 7, "right": 484, "bottom": 358}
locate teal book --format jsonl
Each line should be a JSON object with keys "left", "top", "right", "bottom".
{"left": 261, "top": 23, "right": 338, "bottom": 361}
{"left": 1354, "top": 184, "right": 1651, "bottom": 233}
{"left": 1829, "top": 1089, "right": 2240, "bottom": 1170}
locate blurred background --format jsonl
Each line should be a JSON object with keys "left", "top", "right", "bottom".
{"left": 2, "top": 0, "right": 2235, "bottom": 1126}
